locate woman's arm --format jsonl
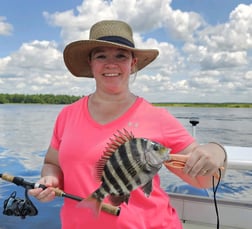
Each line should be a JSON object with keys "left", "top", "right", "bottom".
{"left": 28, "top": 146, "right": 64, "bottom": 202}
{"left": 41, "top": 146, "right": 64, "bottom": 189}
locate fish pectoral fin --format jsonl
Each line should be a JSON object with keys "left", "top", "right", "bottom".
{"left": 146, "top": 165, "right": 153, "bottom": 172}
{"left": 141, "top": 180, "right": 153, "bottom": 197}
{"left": 77, "top": 195, "right": 102, "bottom": 217}
{"left": 109, "top": 194, "right": 130, "bottom": 206}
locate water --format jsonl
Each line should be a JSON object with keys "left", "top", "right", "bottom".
{"left": 0, "top": 104, "right": 251, "bottom": 228}
{"left": 158, "top": 106, "right": 252, "bottom": 201}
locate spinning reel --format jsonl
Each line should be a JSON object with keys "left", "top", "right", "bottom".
{"left": 3, "top": 189, "right": 38, "bottom": 219}
{"left": 1, "top": 173, "right": 120, "bottom": 217}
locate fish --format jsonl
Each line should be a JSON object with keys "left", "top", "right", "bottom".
{"left": 78, "top": 129, "right": 170, "bottom": 216}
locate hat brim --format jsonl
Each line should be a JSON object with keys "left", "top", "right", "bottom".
{"left": 63, "top": 40, "right": 159, "bottom": 78}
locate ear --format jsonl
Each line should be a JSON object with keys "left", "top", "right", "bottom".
{"left": 131, "top": 57, "right": 137, "bottom": 71}
{"left": 88, "top": 58, "right": 92, "bottom": 66}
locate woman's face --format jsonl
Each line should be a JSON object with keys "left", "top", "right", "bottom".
{"left": 89, "top": 46, "right": 137, "bottom": 94}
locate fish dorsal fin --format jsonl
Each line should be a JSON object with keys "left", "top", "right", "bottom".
{"left": 95, "top": 129, "right": 134, "bottom": 181}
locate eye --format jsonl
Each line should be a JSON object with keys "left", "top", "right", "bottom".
{"left": 117, "top": 54, "right": 126, "bottom": 58}
{"left": 152, "top": 144, "right": 160, "bottom": 151}
{"left": 94, "top": 54, "right": 106, "bottom": 59}
{"left": 115, "top": 53, "right": 129, "bottom": 61}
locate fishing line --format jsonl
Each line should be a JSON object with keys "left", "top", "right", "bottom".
{"left": 212, "top": 168, "right": 222, "bottom": 229}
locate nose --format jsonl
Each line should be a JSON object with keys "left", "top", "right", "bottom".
{"left": 104, "top": 57, "right": 119, "bottom": 67}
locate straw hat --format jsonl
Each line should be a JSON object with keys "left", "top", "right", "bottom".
{"left": 63, "top": 20, "right": 159, "bottom": 78}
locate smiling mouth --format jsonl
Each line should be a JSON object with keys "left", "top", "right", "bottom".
{"left": 103, "top": 73, "right": 120, "bottom": 77}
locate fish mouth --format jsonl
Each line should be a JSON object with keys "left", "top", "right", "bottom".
{"left": 145, "top": 146, "right": 170, "bottom": 166}
{"left": 159, "top": 146, "right": 170, "bottom": 160}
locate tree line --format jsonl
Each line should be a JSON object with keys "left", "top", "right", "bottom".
{"left": 1, "top": 93, "right": 251, "bottom": 107}
{"left": 0, "top": 93, "right": 82, "bottom": 104}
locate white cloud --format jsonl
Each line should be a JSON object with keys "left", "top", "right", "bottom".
{"left": 0, "top": 40, "right": 79, "bottom": 94}
{"left": 200, "top": 51, "right": 248, "bottom": 70}
{"left": 244, "top": 71, "right": 252, "bottom": 80}
{"left": 0, "top": 16, "right": 13, "bottom": 35}
{"left": 0, "top": 40, "right": 63, "bottom": 75}
{"left": 0, "top": 0, "right": 251, "bottom": 102}
{"left": 196, "top": 4, "right": 252, "bottom": 52}
{"left": 160, "top": 2, "right": 205, "bottom": 42}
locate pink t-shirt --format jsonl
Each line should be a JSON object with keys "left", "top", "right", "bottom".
{"left": 50, "top": 96, "right": 194, "bottom": 229}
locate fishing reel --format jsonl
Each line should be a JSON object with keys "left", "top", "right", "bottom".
{"left": 3, "top": 189, "right": 38, "bottom": 219}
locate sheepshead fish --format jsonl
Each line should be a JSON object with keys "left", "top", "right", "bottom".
{"left": 79, "top": 129, "right": 170, "bottom": 216}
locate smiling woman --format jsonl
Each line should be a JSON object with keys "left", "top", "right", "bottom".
{"left": 27, "top": 19, "right": 227, "bottom": 229}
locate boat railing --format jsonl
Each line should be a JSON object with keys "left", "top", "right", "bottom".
{"left": 224, "top": 145, "right": 252, "bottom": 170}
{"left": 188, "top": 118, "right": 252, "bottom": 171}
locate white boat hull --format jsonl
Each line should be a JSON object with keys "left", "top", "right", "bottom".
{"left": 170, "top": 193, "right": 251, "bottom": 229}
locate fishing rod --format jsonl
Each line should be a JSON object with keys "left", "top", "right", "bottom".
{"left": 0, "top": 173, "right": 120, "bottom": 216}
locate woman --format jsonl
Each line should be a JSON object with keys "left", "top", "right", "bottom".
{"left": 29, "top": 20, "right": 227, "bottom": 229}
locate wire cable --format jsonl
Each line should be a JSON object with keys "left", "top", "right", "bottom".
{"left": 212, "top": 168, "right": 222, "bottom": 229}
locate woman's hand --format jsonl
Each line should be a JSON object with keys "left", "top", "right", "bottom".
{"left": 183, "top": 143, "right": 226, "bottom": 178}
{"left": 28, "top": 175, "right": 59, "bottom": 202}
{"left": 167, "top": 142, "right": 227, "bottom": 188}
{"left": 29, "top": 146, "right": 64, "bottom": 202}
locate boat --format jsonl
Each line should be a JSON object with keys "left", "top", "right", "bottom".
{"left": 169, "top": 119, "right": 252, "bottom": 229}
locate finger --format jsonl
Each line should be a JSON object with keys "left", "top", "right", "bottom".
{"left": 183, "top": 154, "right": 197, "bottom": 174}
{"left": 202, "top": 168, "right": 219, "bottom": 177}
{"left": 185, "top": 146, "right": 215, "bottom": 177}
{"left": 36, "top": 188, "right": 56, "bottom": 202}
{"left": 183, "top": 153, "right": 202, "bottom": 176}
{"left": 186, "top": 155, "right": 211, "bottom": 177}
{"left": 28, "top": 188, "right": 43, "bottom": 197}
{"left": 40, "top": 176, "right": 59, "bottom": 188}
{"left": 200, "top": 169, "right": 209, "bottom": 176}
{"left": 40, "top": 176, "right": 51, "bottom": 186}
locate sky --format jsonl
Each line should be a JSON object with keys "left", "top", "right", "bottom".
{"left": 0, "top": 0, "right": 252, "bottom": 103}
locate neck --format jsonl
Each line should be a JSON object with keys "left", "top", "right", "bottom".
{"left": 90, "top": 90, "right": 136, "bottom": 104}
{"left": 88, "top": 91, "right": 137, "bottom": 124}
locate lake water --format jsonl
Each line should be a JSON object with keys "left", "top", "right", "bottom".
{"left": 0, "top": 104, "right": 251, "bottom": 229}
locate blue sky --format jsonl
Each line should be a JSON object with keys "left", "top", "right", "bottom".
{"left": 0, "top": 0, "right": 251, "bottom": 102}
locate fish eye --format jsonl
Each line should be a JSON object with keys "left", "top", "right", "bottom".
{"left": 152, "top": 144, "right": 160, "bottom": 151}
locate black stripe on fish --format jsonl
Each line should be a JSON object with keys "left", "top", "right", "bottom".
{"left": 103, "top": 162, "right": 125, "bottom": 195}
{"left": 119, "top": 140, "right": 144, "bottom": 189}
{"left": 109, "top": 151, "right": 134, "bottom": 194}
{"left": 107, "top": 155, "right": 131, "bottom": 194}
{"left": 119, "top": 144, "right": 140, "bottom": 190}
{"left": 93, "top": 187, "right": 106, "bottom": 201}
{"left": 119, "top": 144, "right": 138, "bottom": 178}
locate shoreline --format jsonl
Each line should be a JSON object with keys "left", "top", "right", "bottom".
{"left": 1, "top": 102, "right": 251, "bottom": 108}
{"left": 0, "top": 94, "right": 251, "bottom": 108}
{"left": 152, "top": 102, "right": 252, "bottom": 108}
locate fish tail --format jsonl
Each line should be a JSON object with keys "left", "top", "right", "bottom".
{"left": 77, "top": 195, "right": 102, "bottom": 217}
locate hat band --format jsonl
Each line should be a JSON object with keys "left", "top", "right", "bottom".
{"left": 98, "top": 36, "right": 135, "bottom": 48}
